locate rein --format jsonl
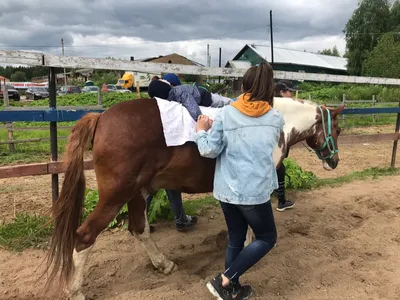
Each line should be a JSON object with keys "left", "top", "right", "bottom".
{"left": 300, "top": 105, "right": 339, "bottom": 161}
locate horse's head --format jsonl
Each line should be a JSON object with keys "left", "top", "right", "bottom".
{"left": 305, "top": 104, "right": 345, "bottom": 171}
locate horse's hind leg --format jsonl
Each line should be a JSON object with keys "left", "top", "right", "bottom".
{"left": 67, "top": 188, "right": 128, "bottom": 300}
{"left": 127, "top": 192, "right": 177, "bottom": 274}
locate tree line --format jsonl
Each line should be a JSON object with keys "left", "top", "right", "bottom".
{"left": 343, "top": 0, "right": 400, "bottom": 77}
{"left": 318, "top": 0, "right": 400, "bottom": 78}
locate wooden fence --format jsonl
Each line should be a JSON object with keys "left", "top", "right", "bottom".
{"left": 0, "top": 88, "right": 144, "bottom": 151}
{"left": 1, "top": 97, "right": 399, "bottom": 151}
{"left": 0, "top": 49, "right": 400, "bottom": 201}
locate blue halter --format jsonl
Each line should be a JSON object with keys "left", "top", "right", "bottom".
{"left": 312, "top": 105, "right": 339, "bottom": 160}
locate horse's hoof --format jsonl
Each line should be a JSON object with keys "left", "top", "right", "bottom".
{"left": 160, "top": 260, "right": 178, "bottom": 275}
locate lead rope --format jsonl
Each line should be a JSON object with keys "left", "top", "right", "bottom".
{"left": 300, "top": 141, "right": 315, "bottom": 153}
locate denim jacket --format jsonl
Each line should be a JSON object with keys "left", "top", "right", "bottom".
{"left": 195, "top": 105, "right": 284, "bottom": 205}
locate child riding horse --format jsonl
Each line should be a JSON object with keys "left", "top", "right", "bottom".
{"left": 146, "top": 74, "right": 233, "bottom": 232}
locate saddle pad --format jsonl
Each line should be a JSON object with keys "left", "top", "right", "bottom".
{"left": 155, "top": 97, "right": 222, "bottom": 146}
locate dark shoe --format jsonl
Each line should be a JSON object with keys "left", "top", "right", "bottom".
{"left": 149, "top": 225, "right": 156, "bottom": 233}
{"left": 277, "top": 200, "right": 295, "bottom": 212}
{"left": 206, "top": 274, "right": 234, "bottom": 300}
{"left": 232, "top": 282, "right": 253, "bottom": 299}
{"left": 176, "top": 215, "right": 198, "bottom": 232}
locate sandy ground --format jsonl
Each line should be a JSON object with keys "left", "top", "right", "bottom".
{"left": 0, "top": 124, "right": 399, "bottom": 299}
{"left": 0, "top": 175, "right": 400, "bottom": 300}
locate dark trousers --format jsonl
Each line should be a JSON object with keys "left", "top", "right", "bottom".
{"left": 275, "top": 148, "right": 290, "bottom": 204}
{"left": 146, "top": 189, "right": 186, "bottom": 224}
{"left": 220, "top": 201, "right": 277, "bottom": 284}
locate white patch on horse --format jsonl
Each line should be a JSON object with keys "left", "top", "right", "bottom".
{"left": 323, "top": 161, "right": 333, "bottom": 171}
{"left": 274, "top": 97, "right": 318, "bottom": 138}
{"left": 68, "top": 245, "right": 94, "bottom": 300}
{"left": 272, "top": 97, "right": 319, "bottom": 164}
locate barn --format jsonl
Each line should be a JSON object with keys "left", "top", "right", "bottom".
{"left": 226, "top": 44, "right": 348, "bottom": 75}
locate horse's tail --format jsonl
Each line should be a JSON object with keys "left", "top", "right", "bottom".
{"left": 44, "top": 112, "right": 101, "bottom": 291}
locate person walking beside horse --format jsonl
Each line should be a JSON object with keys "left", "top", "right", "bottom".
{"left": 273, "top": 79, "right": 297, "bottom": 212}
{"left": 195, "top": 62, "right": 284, "bottom": 299}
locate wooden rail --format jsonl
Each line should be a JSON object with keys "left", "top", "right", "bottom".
{"left": 0, "top": 160, "right": 93, "bottom": 179}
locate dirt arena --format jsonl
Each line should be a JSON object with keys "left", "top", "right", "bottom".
{"left": 0, "top": 124, "right": 399, "bottom": 299}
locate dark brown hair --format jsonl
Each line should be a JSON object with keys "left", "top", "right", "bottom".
{"left": 242, "top": 62, "right": 275, "bottom": 106}
{"left": 152, "top": 75, "right": 160, "bottom": 81}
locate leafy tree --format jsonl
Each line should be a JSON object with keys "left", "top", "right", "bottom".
{"left": 343, "top": 0, "right": 391, "bottom": 75}
{"left": 389, "top": 0, "right": 400, "bottom": 31}
{"left": 0, "top": 66, "right": 56, "bottom": 81}
{"left": 92, "top": 70, "right": 119, "bottom": 86}
{"left": 362, "top": 32, "right": 400, "bottom": 78}
{"left": 10, "top": 71, "right": 27, "bottom": 82}
{"left": 318, "top": 46, "right": 341, "bottom": 57}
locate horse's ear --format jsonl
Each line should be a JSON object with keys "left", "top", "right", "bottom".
{"left": 332, "top": 104, "right": 345, "bottom": 117}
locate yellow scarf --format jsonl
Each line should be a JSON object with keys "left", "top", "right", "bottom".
{"left": 231, "top": 93, "right": 271, "bottom": 117}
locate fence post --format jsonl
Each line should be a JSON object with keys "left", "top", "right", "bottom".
{"left": 3, "top": 84, "right": 9, "bottom": 107}
{"left": 342, "top": 94, "right": 346, "bottom": 123}
{"left": 390, "top": 102, "right": 400, "bottom": 168}
{"left": 49, "top": 67, "right": 59, "bottom": 203}
{"left": 7, "top": 122, "right": 15, "bottom": 152}
{"left": 308, "top": 94, "right": 312, "bottom": 101}
{"left": 372, "top": 95, "right": 376, "bottom": 123}
{"left": 136, "top": 81, "right": 140, "bottom": 99}
{"left": 97, "top": 90, "right": 102, "bottom": 106}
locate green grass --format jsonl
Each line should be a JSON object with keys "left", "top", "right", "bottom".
{"left": 0, "top": 214, "right": 52, "bottom": 251}
{"left": 315, "top": 167, "right": 399, "bottom": 187}
{"left": 0, "top": 123, "right": 70, "bottom": 165}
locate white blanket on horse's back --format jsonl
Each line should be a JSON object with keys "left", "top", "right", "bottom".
{"left": 155, "top": 97, "right": 222, "bottom": 146}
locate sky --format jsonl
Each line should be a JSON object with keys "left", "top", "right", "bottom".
{"left": 0, "top": 0, "right": 360, "bottom": 67}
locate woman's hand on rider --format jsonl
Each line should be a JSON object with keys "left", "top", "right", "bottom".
{"left": 196, "top": 115, "right": 212, "bottom": 132}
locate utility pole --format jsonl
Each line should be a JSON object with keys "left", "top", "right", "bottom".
{"left": 207, "top": 44, "right": 211, "bottom": 67}
{"left": 207, "top": 44, "right": 210, "bottom": 80}
{"left": 269, "top": 10, "right": 274, "bottom": 66}
{"left": 218, "top": 47, "right": 222, "bottom": 83}
{"left": 61, "top": 38, "right": 67, "bottom": 86}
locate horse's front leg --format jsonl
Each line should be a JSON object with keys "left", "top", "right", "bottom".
{"left": 127, "top": 193, "right": 178, "bottom": 274}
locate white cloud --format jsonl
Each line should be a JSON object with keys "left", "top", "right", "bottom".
{"left": 0, "top": 0, "right": 358, "bottom": 68}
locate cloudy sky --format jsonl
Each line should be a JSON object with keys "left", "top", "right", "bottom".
{"left": 0, "top": 0, "right": 360, "bottom": 66}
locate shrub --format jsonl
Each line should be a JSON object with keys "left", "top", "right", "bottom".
{"left": 283, "top": 158, "right": 317, "bottom": 189}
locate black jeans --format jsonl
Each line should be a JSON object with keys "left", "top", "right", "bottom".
{"left": 146, "top": 189, "right": 187, "bottom": 224}
{"left": 220, "top": 200, "right": 277, "bottom": 284}
{"left": 275, "top": 148, "right": 290, "bottom": 203}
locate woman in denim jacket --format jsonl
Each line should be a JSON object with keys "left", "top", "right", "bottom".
{"left": 195, "top": 63, "right": 284, "bottom": 300}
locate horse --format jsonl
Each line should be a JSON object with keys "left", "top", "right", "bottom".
{"left": 43, "top": 96, "right": 344, "bottom": 300}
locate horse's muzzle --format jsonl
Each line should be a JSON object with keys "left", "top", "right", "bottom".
{"left": 322, "top": 156, "right": 339, "bottom": 171}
